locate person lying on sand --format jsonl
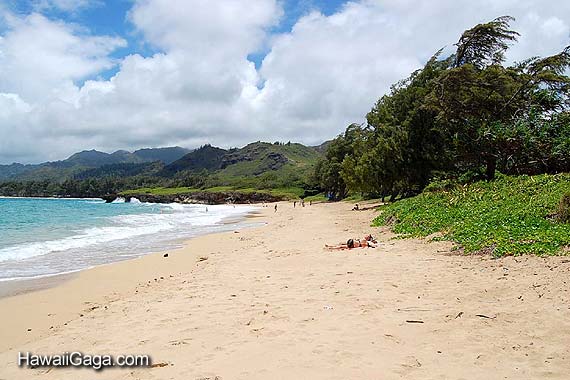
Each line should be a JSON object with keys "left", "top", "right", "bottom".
{"left": 325, "top": 235, "right": 377, "bottom": 250}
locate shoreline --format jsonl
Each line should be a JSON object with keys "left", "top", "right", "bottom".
{"left": 0, "top": 207, "right": 265, "bottom": 298}
{"left": 0, "top": 196, "right": 104, "bottom": 200}
{"left": 0, "top": 202, "right": 261, "bottom": 295}
{"left": 0, "top": 205, "right": 269, "bottom": 352}
{"left": 1, "top": 201, "right": 569, "bottom": 379}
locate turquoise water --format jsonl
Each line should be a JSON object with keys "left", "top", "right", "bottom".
{"left": 0, "top": 198, "right": 161, "bottom": 252}
{"left": 0, "top": 197, "right": 255, "bottom": 281}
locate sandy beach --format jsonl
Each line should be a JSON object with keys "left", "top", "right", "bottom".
{"left": 1, "top": 201, "right": 569, "bottom": 379}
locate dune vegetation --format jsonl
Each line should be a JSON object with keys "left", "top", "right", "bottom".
{"left": 373, "top": 174, "right": 570, "bottom": 256}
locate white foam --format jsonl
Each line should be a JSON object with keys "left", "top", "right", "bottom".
{"left": 0, "top": 267, "right": 86, "bottom": 282}
{"left": 0, "top": 204, "right": 256, "bottom": 264}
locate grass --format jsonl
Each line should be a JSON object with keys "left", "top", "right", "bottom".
{"left": 373, "top": 173, "right": 570, "bottom": 256}
{"left": 121, "top": 186, "right": 305, "bottom": 200}
{"left": 121, "top": 187, "right": 199, "bottom": 196}
{"left": 262, "top": 187, "right": 305, "bottom": 199}
{"left": 304, "top": 193, "right": 329, "bottom": 203}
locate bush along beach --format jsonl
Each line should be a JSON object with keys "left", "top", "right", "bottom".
{"left": 373, "top": 174, "right": 570, "bottom": 256}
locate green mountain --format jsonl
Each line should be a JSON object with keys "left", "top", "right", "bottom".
{"left": 75, "top": 162, "right": 165, "bottom": 180}
{"left": 217, "top": 141, "right": 320, "bottom": 177}
{"left": 160, "top": 141, "right": 322, "bottom": 190}
{"left": 161, "top": 145, "right": 227, "bottom": 175}
{"left": 164, "top": 141, "right": 320, "bottom": 176}
{"left": 133, "top": 147, "right": 191, "bottom": 165}
{"left": 65, "top": 150, "right": 137, "bottom": 167}
{"left": 312, "top": 140, "right": 332, "bottom": 154}
{"left": 0, "top": 163, "right": 35, "bottom": 181}
{"left": 66, "top": 147, "right": 190, "bottom": 166}
{"left": 0, "top": 147, "right": 190, "bottom": 181}
{"left": 0, "top": 142, "right": 325, "bottom": 199}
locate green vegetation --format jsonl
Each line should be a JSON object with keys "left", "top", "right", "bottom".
{"left": 315, "top": 17, "right": 570, "bottom": 200}
{"left": 0, "top": 142, "right": 323, "bottom": 199}
{"left": 121, "top": 186, "right": 200, "bottom": 196}
{"left": 122, "top": 142, "right": 321, "bottom": 199}
{"left": 201, "top": 142, "right": 320, "bottom": 190}
{"left": 303, "top": 193, "right": 329, "bottom": 203}
{"left": 373, "top": 174, "right": 570, "bottom": 256}
{"left": 120, "top": 185, "right": 306, "bottom": 200}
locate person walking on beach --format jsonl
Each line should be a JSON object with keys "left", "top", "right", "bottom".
{"left": 274, "top": 204, "right": 277, "bottom": 213}
{"left": 294, "top": 201, "right": 296, "bottom": 208}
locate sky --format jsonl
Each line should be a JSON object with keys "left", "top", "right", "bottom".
{"left": 0, "top": 0, "right": 569, "bottom": 164}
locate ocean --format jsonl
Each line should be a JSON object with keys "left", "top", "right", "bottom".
{"left": 0, "top": 197, "right": 256, "bottom": 282}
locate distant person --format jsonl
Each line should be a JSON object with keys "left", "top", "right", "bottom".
{"left": 274, "top": 204, "right": 277, "bottom": 213}
{"left": 294, "top": 201, "right": 296, "bottom": 208}
{"left": 301, "top": 199, "right": 305, "bottom": 207}
{"left": 352, "top": 203, "right": 359, "bottom": 211}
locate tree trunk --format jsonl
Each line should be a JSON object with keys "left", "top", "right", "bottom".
{"left": 390, "top": 190, "right": 400, "bottom": 202}
{"left": 486, "top": 157, "right": 497, "bottom": 180}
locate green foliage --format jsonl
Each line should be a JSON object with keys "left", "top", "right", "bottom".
{"left": 121, "top": 185, "right": 305, "bottom": 200}
{"left": 312, "top": 127, "right": 358, "bottom": 200}
{"left": 315, "top": 16, "right": 570, "bottom": 199}
{"left": 161, "top": 144, "right": 226, "bottom": 175}
{"left": 121, "top": 187, "right": 200, "bottom": 196}
{"left": 0, "top": 175, "right": 165, "bottom": 198}
{"left": 373, "top": 174, "right": 570, "bottom": 256}
{"left": 453, "top": 16, "right": 519, "bottom": 68}
{"left": 303, "top": 193, "right": 328, "bottom": 203}
{"left": 75, "top": 162, "right": 164, "bottom": 179}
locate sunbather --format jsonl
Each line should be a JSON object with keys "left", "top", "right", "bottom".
{"left": 325, "top": 235, "right": 377, "bottom": 250}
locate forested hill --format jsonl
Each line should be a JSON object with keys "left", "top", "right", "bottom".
{"left": 0, "top": 147, "right": 190, "bottom": 182}
{"left": 0, "top": 141, "right": 325, "bottom": 198}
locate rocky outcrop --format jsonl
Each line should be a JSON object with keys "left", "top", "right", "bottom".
{"left": 102, "top": 191, "right": 283, "bottom": 205}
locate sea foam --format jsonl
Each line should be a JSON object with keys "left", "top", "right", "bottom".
{"left": 0, "top": 200, "right": 256, "bottom": 281}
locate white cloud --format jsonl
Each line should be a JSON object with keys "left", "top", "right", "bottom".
{"left": 0, "top": 0, "right": 569, "bottom": 164}
{"left": 0, "top": 12, "right": 125, "bottom": 102}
